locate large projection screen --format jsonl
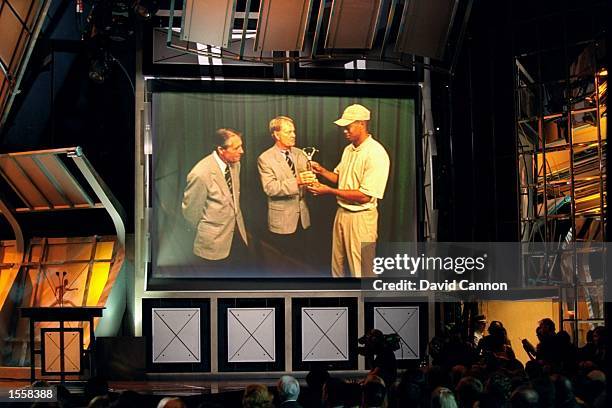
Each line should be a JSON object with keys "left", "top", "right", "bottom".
{"left": 150, "top": 83, "right": 417, "bottom": 279}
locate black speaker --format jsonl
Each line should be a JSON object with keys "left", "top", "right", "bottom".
{"left": 96, "top": 337, "right": 146, "bottom": 380}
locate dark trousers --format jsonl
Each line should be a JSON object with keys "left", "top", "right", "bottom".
{"left": 267, "top": 223, "right": 312, "bottom": 266}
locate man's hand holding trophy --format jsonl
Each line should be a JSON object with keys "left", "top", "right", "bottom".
{"left": 298, "top": 147, "right": 319, "bottom": 186}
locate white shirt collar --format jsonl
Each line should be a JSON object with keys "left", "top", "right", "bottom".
{"left": 350, "top": 134, "right": 373, "bottom": 151}
{"left": 213, "top": 150, "right": 228, "bottom": 172}
{"left": 275, "top": 145, "right": 291, "bottom": 155}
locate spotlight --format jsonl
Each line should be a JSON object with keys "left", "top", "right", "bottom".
{"left": 132, "top": 0, "right": 159, "bottom": 20}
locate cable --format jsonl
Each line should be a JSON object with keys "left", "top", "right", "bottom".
{"left": 109, "top": 54, "right": 135, "bottom": 95}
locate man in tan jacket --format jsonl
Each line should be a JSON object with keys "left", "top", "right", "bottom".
{"left": 258, "top": 116, "right": 316, "bottom": 265}
{"left": 182, "top": 128, "right": 248, "bottom": 262}
{"left": 258, "top": 116, "right": 312, "bottom": 234}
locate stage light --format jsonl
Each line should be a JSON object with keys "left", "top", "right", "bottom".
{"left": 395, "top": 0, "right": 458, "bottom": 60}
{"left": 181, "top": 0, "right": 236, "bottom": 48}
{"left": 254, "top": 0, "right": 312, "bottom": 52}
{"left": 133, "top": 0, "right": 159, "bottom": 20}
{"left": 325, "top": 0, "right": 383, "bottom": 49}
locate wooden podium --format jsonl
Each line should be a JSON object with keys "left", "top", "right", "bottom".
{"left": 20, "top": 307, "right": 104, "bottom": 382}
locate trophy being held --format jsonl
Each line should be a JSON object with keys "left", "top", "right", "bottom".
{"left": 298, "top": 147, "right": 319, "bottom": 186}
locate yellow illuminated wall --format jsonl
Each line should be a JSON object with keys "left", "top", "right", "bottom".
{"left": 0, "top": 242, "right": 21, "bottom": 310}
{"left": 481, "top": 300, "right": 560, "bottom": 364}
{"left": 2, "top": 236, "right": 124, "bottom": 349}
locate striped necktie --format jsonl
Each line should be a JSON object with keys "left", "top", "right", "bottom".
{"left": 224, "top": 165, "right": 232, "bottom": 193}
{"left": 284, "top": 150, "right": 296, "bottom": 176}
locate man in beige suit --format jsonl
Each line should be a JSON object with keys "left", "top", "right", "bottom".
{"left": 258, "top": 116, "right": 313, "bottom": 234}
{"left": 257, "top": 116, "right": 316, "bottom": 265}
{"left": 182, "top": 128, "right": 248, "bottom": 261}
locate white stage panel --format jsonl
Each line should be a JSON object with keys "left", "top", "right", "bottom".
{"left": 373, "top": 306, "right": 419, "bottom": 359}
{"left": 152, "top": 308, "right": 201, "bottom": 363}
{"left": 302, "top": 307, "right": 348, "bottom": 362}
{"left": 227, "top": 308, "right": 275, "bottom": 363}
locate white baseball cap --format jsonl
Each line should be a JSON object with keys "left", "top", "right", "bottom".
{"left": 334, "top": 104, "right": 371, "bottom": 126}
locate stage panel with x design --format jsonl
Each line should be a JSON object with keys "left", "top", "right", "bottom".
{"left": 227, "top": 308, "right": 275, "bottom": 363}
{"left": 152, "top": 308, "right": 200, "bottom": 363}
{"left": 373, "top": 306, "right": 419, "bottom": 359}
{"left": 41, "top": 329, "right": 82, "bottom": 374}
{"left": 301, "top": 307, "right": 348, "bottom": 362}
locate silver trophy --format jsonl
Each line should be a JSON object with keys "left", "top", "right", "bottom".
{"left": 299, "top": 147, "right": 319, "bottom": 184}
{"left": 301, "top": 147, "right": 319, "bottom": 170}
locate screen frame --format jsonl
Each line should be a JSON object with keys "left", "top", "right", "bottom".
{"left": 144, "top": 78, "right": 424, "bottom": 291}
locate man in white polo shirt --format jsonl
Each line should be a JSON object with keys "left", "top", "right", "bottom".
{"left": 308, "top": 104, "right": 390, "bottom": 277}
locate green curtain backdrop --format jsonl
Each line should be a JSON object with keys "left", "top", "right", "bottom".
{"left": 152, "top": 92, "right": 416, "bottom": 278}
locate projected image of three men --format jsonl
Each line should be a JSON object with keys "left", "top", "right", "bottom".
{"left": 151, "top": 91, "right": 416, "bottom": 278}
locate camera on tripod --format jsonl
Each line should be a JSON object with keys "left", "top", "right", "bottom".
{"left": 357, "top": 329, "right": 401, "bottom": 357}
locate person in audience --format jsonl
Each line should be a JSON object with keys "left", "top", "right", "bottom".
{"left": 362, "top": 375, "right": 387, "bottom": 408}
{"left": 471, "top": 315, "right": 487, "bottom": 349}
{"left": 322, "top": 377, "right": 346, "bottom": 408}
{"left": 431, "top": 386, "right": 458, "bottom": 408}
{"left": 455, "top": 376, "right": 483, "bottom": 408}
{"left": 580, "top": 369, "right": 606, "bottom": 407}
{"left": 551, "top": 374, "right": 579, "bottom": 408}
{"left": 591, "top": 325, "right": 607, "bottom": 368}
{"left": 242, "top": 384, "right": 274, "bottom": 408}
{"left": 479, "top": 321, "right": 515, "bottom": 361}
{"left": 343, "top": 382, "right": 362, "bottom": 408}
{"left": 277, "top": 375, "right": 302, "bottom": 408}
{"left": 578, "top": 329, "right": 595, "bottom": 361}
{"left": 534, "top": 318, "right": 559, "bottom": 363}
{"left": 509, "top": 385, "right": 539, "bottom": 408}
{"left": 524, "top": 360, "right": 544, "bottom": 380}
{"left": 396, "top": 367, "right": 427, "bottom": 408}
{"left": 439, "top": 325, "right": 477, "bottom": 368}
{"left": 531, "top": 376, "right": 555, "bottom": 408}
{"left": 88, "top": 395, "right": 110, "bottom": 408}
{"left": 450, "top": 365, "right": 467, "bottom": 389}
{"left": 480, "top": 372, "right": 513, "bottom": 407}
{"left": 157, "top": 396, "right": 186, "bottom": 408}
{"left": 303, "top": 368, "right": 330, "bottom": 408}
{"left": 556, "top": 330, "right": 578, "bottom": 375}
{"left": 427, "top": 365, "right": 452, "bottom": 391}
{"left": 111, "top": 390, "right": 142, "bottom": 408}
